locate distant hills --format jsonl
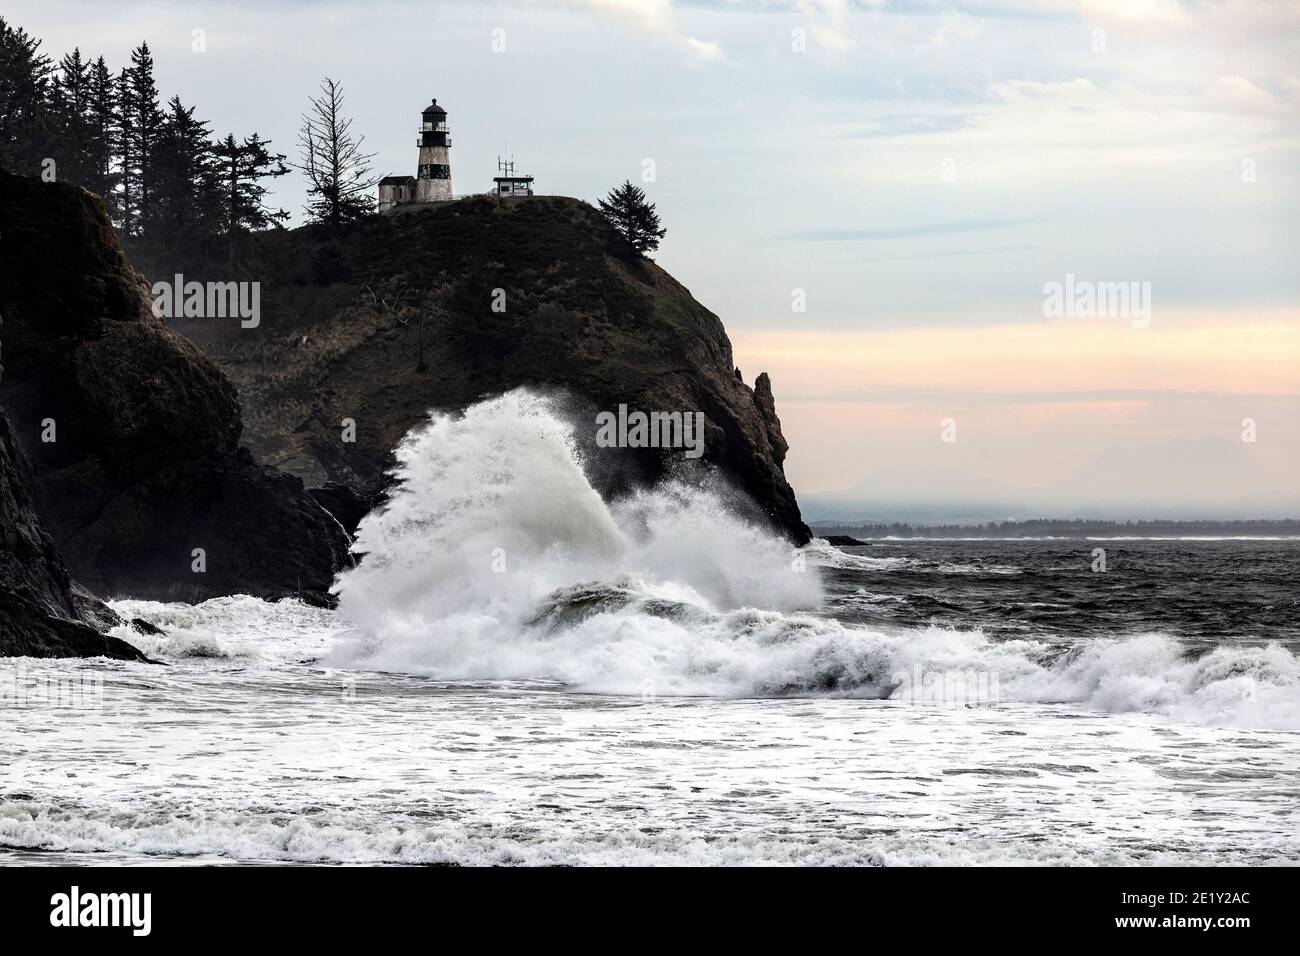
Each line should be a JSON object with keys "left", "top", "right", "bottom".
{"left": 811, "top": 518, "right": 1300, "bottom": 539}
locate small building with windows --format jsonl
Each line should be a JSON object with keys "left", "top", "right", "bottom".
{"left": 493, "top": 158, "right": 534, "bottom": 197}
{"left": 378, "top": 175, "right": 416, "bottom": 213}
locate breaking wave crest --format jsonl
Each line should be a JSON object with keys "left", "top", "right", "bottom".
{"left": 328, "top": 390, "right": 1300, "bottom": 727}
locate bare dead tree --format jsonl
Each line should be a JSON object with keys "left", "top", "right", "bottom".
{"left": 296, "top": 78, "right": 377, "bottom": 228}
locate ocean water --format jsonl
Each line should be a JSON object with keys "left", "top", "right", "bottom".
{"left": 2, "top": 391, "right": 1297, "bottom": 866}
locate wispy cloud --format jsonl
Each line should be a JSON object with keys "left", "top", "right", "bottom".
{"left": 847, "top": 112, "right": 977, "bottom": 138}
{"left": 774, "top": 217, "right": 1045, "bottom": 241}
{"left": 559, "top": 0, "right": 728, "bottom": 61}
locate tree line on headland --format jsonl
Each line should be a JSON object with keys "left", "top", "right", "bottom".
{"left": 0, "top": 18, "right": 304, "bottom": 272}
{"left": 0, "top": 17, "right": 667, "bottom": 275}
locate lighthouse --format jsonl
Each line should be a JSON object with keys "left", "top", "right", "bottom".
{"left": 416, "top": 98, "right": 452, "bottom": 202}
{"left": 381, "top": 97, "right": 537, "bottom": 212}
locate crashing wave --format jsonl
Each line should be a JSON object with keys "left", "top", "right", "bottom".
{"left": 315, "top": 389, "right": 1300, "bottom": 727}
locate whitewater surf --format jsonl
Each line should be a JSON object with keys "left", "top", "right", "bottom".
{"left": 318, "top": 389, "right": 1300, "bottom": 724}
{"left": 2, "top": 389, "right": 1297, "bottom": 865}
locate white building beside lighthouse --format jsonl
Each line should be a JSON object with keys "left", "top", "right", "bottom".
{"left": 378, "top": 97, "right": 453, "bottom": 212}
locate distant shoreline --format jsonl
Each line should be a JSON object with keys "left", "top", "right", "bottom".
{"left": 811, "top": 519, "right": 1300, "bottom": 540}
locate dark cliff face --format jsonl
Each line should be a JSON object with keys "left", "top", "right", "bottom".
{"left": 167, "top": 196, "right": 811, "bottom": 544}
{"left": 0, "top": 406, "right": 147, "bottom": 659}
{"left": 0, "top": 172, "right": 351, "bottom": 604}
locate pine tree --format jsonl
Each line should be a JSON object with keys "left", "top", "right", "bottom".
{"left": 597, "top": 180, "right": 666, "bottom": 260}
{"left": 47, "top": 71, "right": 64, "bottom": 166}
{"left": 85, "top": 56, "right": 119, "bottom": 214}
{"left": 1, "top": 20, "right": 286, "bottom": 263}
{"left": 213, "top": 132, "right": 289, "bottom": 268}
{"left": 0, "top": 16, "right": 54, "bottom": 173}
{"left": 119, "top": 42, "right": 163, "bottom": 236}
{"left": 53, "top": 47, "right": 92, "bottom": 184}
{"left": 148, "top": 95, "right": 216, "bottom": 249}
{"left": 296, "top": 78, "right": 377, "bottom": 228}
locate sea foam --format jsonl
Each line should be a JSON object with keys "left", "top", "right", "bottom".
{"left": 324, "top": 389, "right": 1300, "bottom": 727}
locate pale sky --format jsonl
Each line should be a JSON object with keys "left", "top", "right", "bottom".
{"left": 12, "top": 0, "right": 1300, "bottom": 519}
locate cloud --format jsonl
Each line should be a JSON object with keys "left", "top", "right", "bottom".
{"left": 732, "top": 315, "right": 1300, "bottom": 507}
{"left": 911, "top": 8, "right": 984, "bottom": 55}
{"left": 794, "top": 0, "right": 860, "bottom": 56}
{"left": 774, "top": 217, "right": 1044, "bottom": 241}
{"left": 1026, "top": 0, "right": 1191, "bottom": 24}
{"left": 682, "top": 35, "right": 728, "bottom": 61}
{"left": 988, "top": 77, "right": 1101, "bottom": 105}
{"left": 1204, "top": 75, "right": 1294, "bottom": 119}
{"left": 843, "top": 244, "right": 1040, "bottom": 262}
{"left": 559, "top": 0, "right": 727, "bottom": 60}
{"left": 731, "top": 313, "right": 1300, "bottom": 397}
{"left": 566, "top": 0, "right": 675, "bottom": 32}
{"left": 848, "top": 112, "right": 977, "bottom": 138}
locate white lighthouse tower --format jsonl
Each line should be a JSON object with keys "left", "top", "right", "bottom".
{"left": 416, "top": 98, "right": 452, "bottom": 202}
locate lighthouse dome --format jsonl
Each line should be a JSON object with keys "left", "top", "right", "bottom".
{"left": 422, "top": 99, "right": 447, "bottom": 116}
